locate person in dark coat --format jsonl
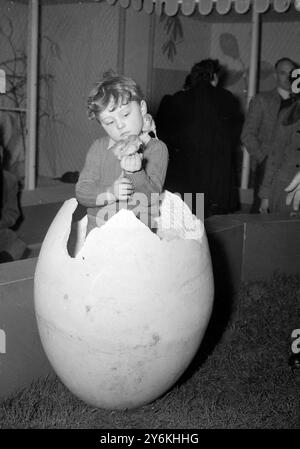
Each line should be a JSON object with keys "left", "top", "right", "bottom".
{"left": 156, "top": 59, "right": 243, "bottom": 217}
{"left": 155, "top": 75, "right": 191, "bottom": 194}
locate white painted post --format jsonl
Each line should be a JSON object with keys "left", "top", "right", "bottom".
{"left": 241, "top": 8, "right": 260, "bottom": 189}
{"left": 25, "top": 0, "right": 39, "bottom": 191}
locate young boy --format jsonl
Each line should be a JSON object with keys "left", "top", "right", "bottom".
{"left": 76, "top": 71, "right": 169, "bottom": 233}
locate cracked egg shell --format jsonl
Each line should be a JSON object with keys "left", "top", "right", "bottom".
{"left": 34, "top": 195, "right": 214, "bottom": 410}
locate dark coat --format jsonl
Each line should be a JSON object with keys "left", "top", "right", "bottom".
{"left": 156, "top": 81, "right": 243, "bottom": 216}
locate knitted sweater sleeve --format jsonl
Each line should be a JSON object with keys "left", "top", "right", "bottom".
{"left": 125, "top": 139, "right": 169, "bottom": 202}
{"left": 75, "top": 139, "right": 114, "bottom": 207}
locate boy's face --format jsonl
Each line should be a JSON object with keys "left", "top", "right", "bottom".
{"left": 99, "top": 98, "right": 147, "bottom": 143}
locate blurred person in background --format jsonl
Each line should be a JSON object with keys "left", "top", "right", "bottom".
{"left": 258, "top": 94, "right": 300, "bottom": 215}
{"left": 241, "top": 57, "right": 298, "bottom": 212}
{"left": 0, "top": 136, "right": 26, "bottom": 263}
{"left": 156, "top": 58, "right": 242, "bottom": 217}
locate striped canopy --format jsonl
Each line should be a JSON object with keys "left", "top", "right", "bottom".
{"left": 106, "top": 0, "right": 300, "bottom": 16}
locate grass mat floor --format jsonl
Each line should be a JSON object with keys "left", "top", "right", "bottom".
{"left": 0, "top": 274, "right": 299, "bottom": 429}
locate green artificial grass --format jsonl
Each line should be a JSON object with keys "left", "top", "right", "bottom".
{"left": 0, "top": 274, "right": 299, "bottom": 429}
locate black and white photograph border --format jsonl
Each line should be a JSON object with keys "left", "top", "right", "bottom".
{"left": 0, "top": 0, "right": 299, "bottom": 435}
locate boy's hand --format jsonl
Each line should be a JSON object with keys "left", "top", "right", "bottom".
{"left": 259, "top": 198, "right": 269, "bottom": 214}
{"left": 120, "top": 153, "right": 142, "bottom": 173}
{"left": 113, "top": 176, "right": 134, "bottom": 200}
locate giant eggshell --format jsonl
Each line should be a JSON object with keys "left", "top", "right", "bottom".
{"left": 34, "top": 193, "right": 214, "bottom": 409}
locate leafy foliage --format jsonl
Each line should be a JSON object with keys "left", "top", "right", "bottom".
{"left": 160, "top": 16, "right": 183, "bottom": 62}
{"left": 0, "top": 16, "right": 61, "bottom": 155}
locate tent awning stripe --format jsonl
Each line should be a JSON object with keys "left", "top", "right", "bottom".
{"left": 105, "top": 0, "right": 300, "bottom": 16}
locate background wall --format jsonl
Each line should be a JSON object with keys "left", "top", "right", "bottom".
{"left": 39, "top": 2, "right": 118, "bottom": 176}
{"left": 0, "top": 1, "right": 28, "bottom": 179}
{"left": 0, "top": 1, "right": 299, "bottom": 180}
{"left": 124, "top": 6, "right": 150, "bottom": 96}
{"left": 151, "top": 15, "right": 211, "bottom": 113}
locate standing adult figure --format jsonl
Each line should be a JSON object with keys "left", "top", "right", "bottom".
{"left": 258, "top": 96, "right": 300, "bottom": 214}
{"left": 190, "top": 59, "right": 243, "bottom": 216}
{"left": 155, "top": 74, "right": 191, "bottom": 194}
{"left": 157, "top": 59, "right": 242, "bottom": 217}
{"left": 241, "top": 57, "right": 298, "bottom": 212}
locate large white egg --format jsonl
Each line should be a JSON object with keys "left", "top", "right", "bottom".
{"left": 34, "top": 192, "right": 214, "bottom": 409}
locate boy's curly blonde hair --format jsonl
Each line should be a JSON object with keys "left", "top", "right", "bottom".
{"left": 87, "top": 70, "right": 144, "bottom": 120}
